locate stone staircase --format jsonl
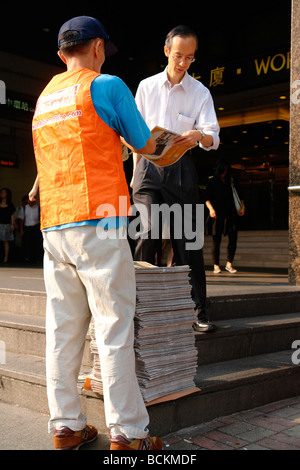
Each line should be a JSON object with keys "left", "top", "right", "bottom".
{"left": 0, "top": 275, "right": 300, "bottom": 437}
{"left": 203, "top": 230, "right": 289, "bottom": 269}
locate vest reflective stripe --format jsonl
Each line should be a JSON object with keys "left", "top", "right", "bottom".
{"left": 32, "top": 68, "right": 130, "bottom": 230}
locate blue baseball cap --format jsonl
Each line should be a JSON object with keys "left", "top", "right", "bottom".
{"left": 58, "top": 16, "right": 118, "bottom": 56}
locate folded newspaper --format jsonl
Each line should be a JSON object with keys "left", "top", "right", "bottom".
{"left": 142, "top": 126, "right": 194, "bottom": 167}
{"left": 84, "top": 262, "right": 198, "bottom": 403}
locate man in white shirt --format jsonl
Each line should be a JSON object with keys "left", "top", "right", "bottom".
{"left": 132, "top": 25, "right": 220, "bottom": 333}
{"left": 19, "top": 198, "right": 43, "bottom": 264}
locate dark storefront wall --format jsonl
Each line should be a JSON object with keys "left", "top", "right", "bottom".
{"left": 0, "top": 53, "right": 63, "bottom": 207}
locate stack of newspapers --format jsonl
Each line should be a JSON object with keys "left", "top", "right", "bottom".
{"left": 134, "top": 261, "right": 198, "bottom": 402}
{"left": 85, "top": 262, "right": 198, "bottom": 402}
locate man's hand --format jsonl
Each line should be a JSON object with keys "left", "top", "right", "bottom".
{"left": 173, "top": 130, "right": 199, "bottom": 147}
{"left": 209, "top": 208, "right": 217, "bottom": 219}
{"left": 173, "top": 130, "right": 213, "bottom": 148}
{"left": 238, "top": 202, "right": 246, "bottom": 217}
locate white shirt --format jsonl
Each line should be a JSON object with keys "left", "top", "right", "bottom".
{"left": 135, "top": 68, "right": 220, "bottom": 151}
{"left": 19, "top": 204, "right": 40, "bottom": 226}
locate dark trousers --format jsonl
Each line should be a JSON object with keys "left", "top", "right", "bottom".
{"left": 23, "top": 225, "right": 43, "bottom": 263}
{"left": 212, "top": 230, "right": 238, "bottom": 265}
{"left": 132, "top": 157, "right": 207, "bottom": 321}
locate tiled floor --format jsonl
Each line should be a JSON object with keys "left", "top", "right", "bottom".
{"left": 163, "top": 396, "right": 300, "bottom": 450}
{"left": 1, "top": 396, "right": 300, "bottom": 450}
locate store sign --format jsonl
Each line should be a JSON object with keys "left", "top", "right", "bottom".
{"left": 0, "top": 87, "right": 36, "bottom": 119}
{"left": 0, "top": 159, "right": 16, "bottom": 168}
{"left": 193, "top": 49, "right": 290, "bottom": 95}
{"left": 6, "top": 96, "right": 35, "bottom": 113}
{"left": 0, "top": 152, "right": 19, "bottom": 168}
{"left": 254, "top": 52, "right": 290, "bottom": 75}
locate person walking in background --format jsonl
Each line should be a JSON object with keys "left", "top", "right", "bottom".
{"left": 32, "top": 16, "right": 161, "bottom": 451}
{"left": 19, "top": 197, "right": 42, "bottom": 264}
{"left": 14, "top": 195, "right": 29, "bottom": 260}
{"left": 205, "top": 158, "right": 246, "bottom": 274}
{"left": 0, "top": 188, "right": 15, "bottom": 263}
{"left": 131, "top": 25, "right": 220, "bottom": 333}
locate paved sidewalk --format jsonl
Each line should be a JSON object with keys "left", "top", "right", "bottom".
{"left": 1, "top": 395, "right": 300, "bottom": 450}
{"left": 163, "top": 395, "right": 300, "bottom": 450}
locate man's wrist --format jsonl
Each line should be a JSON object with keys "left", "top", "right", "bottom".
{"left": 197, "top": 129, "right": 205, "bottom": 142}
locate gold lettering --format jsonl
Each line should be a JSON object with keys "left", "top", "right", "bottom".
{"left": 255, "top": 56, "right": 271, "bottom": 75}
{"left": 192, "top": 73, "right": 201, "bottom": 80}
{"left": 270, "top": 53, "right": 286, "bottom": 72}
{"left": 255, "top": 52, "right": 290, "bottom": 75}
{"left": 209, "top": 67, "right": 225, "bottom": 87}
{"left": 287, "top": 51, "right": 290, "bottom": 70}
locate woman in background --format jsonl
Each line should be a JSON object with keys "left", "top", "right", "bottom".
{"left": 0, "top": 188, "right": 15, "bottom": 263}
{"left": 205, "top": 159, "right": 245, "bottom": 274}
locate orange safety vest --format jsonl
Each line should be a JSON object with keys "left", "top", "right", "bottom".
{"left": 32, "top": 68, "right": 130, "bottom": 230}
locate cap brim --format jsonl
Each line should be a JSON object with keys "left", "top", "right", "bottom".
{"left": 105, "top": 40, "right": 118, "bottom": 56}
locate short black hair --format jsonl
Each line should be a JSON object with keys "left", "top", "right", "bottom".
{"left": 214, "top": 158, "right": 232, "bottom": 180}
{"left": 59, "top": 30, "right": 94, "bottom": 54}
{"left": 165, "top": 25, "right": 198, "bottom": 51}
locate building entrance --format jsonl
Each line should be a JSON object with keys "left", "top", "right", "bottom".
{"left": 220, "top": 119, "right": 289, "bottom": 230}
{"left": 196, "top": 118, "right": 289, "bottom": 231}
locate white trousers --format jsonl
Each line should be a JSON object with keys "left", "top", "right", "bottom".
{"left": 43, "top": 225, "right": 149, "bottom": 439}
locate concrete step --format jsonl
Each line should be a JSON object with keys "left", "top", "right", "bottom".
{"left": 2, "top": 284, "right": 300, "bottom": 323}
{"left": 204, "top": 230, "right": 288, "bottom": 242}
{"left": 204, "top": 254, "right": 288, "bottom": 269}
{"left": 0, "top": 312, "right": 46, "bottom": 358}
{"left": 0, "top": 289, "right": 46, "bottom": 317}
{"left": 2, "top": 310, "right": 300, "bottom": 367}
{"left": 196, "top": 313, "right": 300, "bottom": 365}
{"left": 0, "top": 349, "right": 299, "bottom": 436}
{"left": 208, "top": 290, "right": 300, "bottom": 321}
{"left": 203, "top": 231, "right": 289, "bottom": 269}
{"left": 229, "top": 230, "right": 288, "bottom": 239}
{"left": 0, "top": 311, "right": 92, "bottom": 367}
{"left": 205, "top": 242, "right": 288, "bottom": 251}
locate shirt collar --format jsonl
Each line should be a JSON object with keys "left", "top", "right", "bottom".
{"left": 160, "top": 67, "right": 190, "bottom": 92}
{"left": 158, "top": 68, "right": 170, "bottom": 88}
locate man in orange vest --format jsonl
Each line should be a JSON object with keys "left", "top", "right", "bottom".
{"left": 32, "top": 16, "right": 163, "bottom": 451}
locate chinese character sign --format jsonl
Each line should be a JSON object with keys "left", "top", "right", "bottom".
{"left": 209, "top": 67, "right": 225, "bottom": 87}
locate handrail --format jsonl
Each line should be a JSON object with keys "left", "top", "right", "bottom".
{"left": 288, "top": 186, "right": 300, "bottom": 192}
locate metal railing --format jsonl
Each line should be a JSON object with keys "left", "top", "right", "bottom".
{"left": 288, "top": 186, "right": 300, "bottom": 192}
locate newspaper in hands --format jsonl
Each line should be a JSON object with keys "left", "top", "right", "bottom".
{"left": 142, "top": 126, "right": 195, "bottom": 167}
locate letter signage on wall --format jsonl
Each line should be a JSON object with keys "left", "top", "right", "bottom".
{"left": 192, "top": 49, "right": 290, "bottom": 95}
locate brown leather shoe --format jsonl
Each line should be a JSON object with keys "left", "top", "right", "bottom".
{"left": 110, "top": 434, "right": 163, "bottom": 450}
{"left": 53, "top": 424, "right": 98, "bottom": 450}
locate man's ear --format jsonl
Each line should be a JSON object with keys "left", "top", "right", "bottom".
{"left": 57, "top": 50, "right": 67, "bottom": 64}
{"left": 94, "top": 39, "right": 103, "bottom": 57}
{"left": 164, "top": 45, "right": 170, "bottom": 58}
